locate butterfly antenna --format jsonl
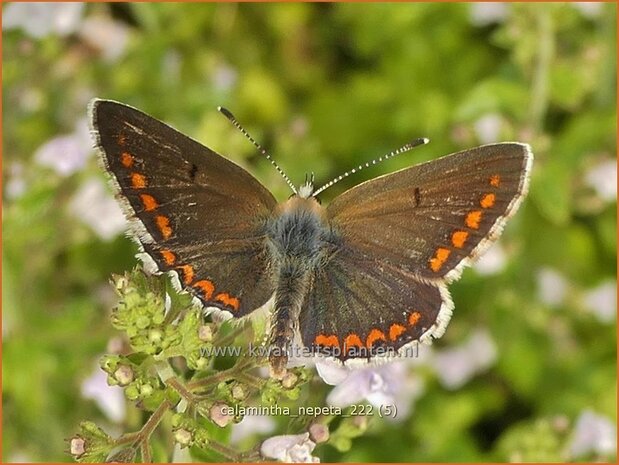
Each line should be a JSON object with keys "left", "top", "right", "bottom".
{"left": 312, "top": 137, "right": 430, "bottom": 197}
{"left": 218, "top": 106, "right": 297, "bottom": 195}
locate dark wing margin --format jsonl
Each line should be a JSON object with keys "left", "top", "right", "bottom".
{"left": 89, "top": 99, "right": 277, "bottom": 317}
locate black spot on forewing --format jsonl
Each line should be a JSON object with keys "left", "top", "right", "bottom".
{"left": 414, "top": 187, "right": 421, "bottom": 206}
{"left": 189, "top": 163, "right": 198, "bottom": 181}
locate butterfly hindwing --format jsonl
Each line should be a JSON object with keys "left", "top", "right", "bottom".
{"left": 90, "top": 100, "right": 277, "bottom": 316}
{"left": 299, "top": 245, "right": 452, "bottom": 361}
{"left": 326, "top": 143, "right": 532, "bottom": 282}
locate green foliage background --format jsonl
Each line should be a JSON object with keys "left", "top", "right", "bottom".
{"left": 3, "top": 2, "right": 616, "bottom": 462}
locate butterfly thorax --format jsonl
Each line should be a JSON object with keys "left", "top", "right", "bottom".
{"left": 265, "top": 196, "right": 334, "bottom": 266}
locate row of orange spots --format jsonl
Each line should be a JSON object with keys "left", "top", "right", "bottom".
{"left": 131, "top": 172, "right": 147, "bottom": 189}
{"left": 314, "top": 310, "right": 423, "bottom": 356}
{"left": 158, "top": 249, "right": 240, "bottom": 312}
{"left": 121, "top": 152, "right": 134, "bottom": 168}
{"left": 177, "top": 264, "right": 195, "bottom": 285}
{"left": 429, "top": 247, "right": 451, "bottom": 273}
{"left": 194, "top": 280, "right": 215, "bottom": 300}
{"left": 428, "top": 173, "right": 501, "bottom": 273}
{"left": 465, "top": 210, "right": 482, "bottom": 229}
{"left": 451, "top": 230, "right": 469, "bottom": 248}
{"left": 118, "top": 143, "right": 239, "bottom": 312}
{"left": 214, "top": 292, "right": 240, "bottom": 311}
{"left": 140, "top": 194, "right": 159, "bottom": 212}
{"left": 155, "top": 215, "right": 172, "bottom": 240}
{"left": 119, "top": 146, "right": 174, "bottom": 241}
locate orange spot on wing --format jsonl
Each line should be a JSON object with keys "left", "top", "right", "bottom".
{"left": 366, "top": 329, "right": 386, "bottom": 348}
{"left": 120, "top": 152, "right": 134, "bottom": 168}
{"left": 480, "top": 193, "right": 496, "bottom": 209}
{"left": 160, "top": 249, "right": 176, "bottom": 266}
{"left": 408, "top": 311, "right": 421, "bottom": 326}
{"left": 155, "top": 215, "right": 172, "bottom": 240}
{"left": 177, "top": 264, "right": 194, "bottom": 285}
{"left": 316, "top": 334, "right": 339, "bottom": 348}
{"left": 140, "top": 194, "right": 159, "bottom": 211}
{"left": 117, "top": 133, "right": 127, "bottom": 146}
{"left": 389, "top": 323, "right": 406, "bottom": 341}
{"left": 194, "top": 280, "right": 214, "bottom": 300}
{"left": 344, "top": 334, "right": 363, "bottom": 354}
{"left": 489, "top": 174, "right": 501, "bottom": 187}
{"left": 130, "top": 172, "right": 147, "bottom": 189}
{"left": 451, "top": 230, "right": 469, "bottom": 248}
{"left": 429, "top": 247, "right": 451, "bottom": 272}
{"left": 465, "top": 210, "right": 482, "bottom": 229}
{"left": 215, "top": 292, "right": 240, "bottom": 311}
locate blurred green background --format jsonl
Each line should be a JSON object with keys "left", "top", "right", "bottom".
{"left": 2, "top": 2, "right": 616, "bottom": 462}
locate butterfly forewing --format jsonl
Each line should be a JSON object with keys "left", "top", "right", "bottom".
{"left": 91, "top": 100, "right": 277, "bottom": 316}
{"left": 326, "top": 143, "right": 532, "bottom": 282}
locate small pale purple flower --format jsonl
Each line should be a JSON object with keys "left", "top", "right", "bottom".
{"left": 473, "top": 243, "right": 507, "bottom": 276}
{"left": 473, "top": 113, "right": 503, "bottom": 145}
{"left": 212, "top": 63, "right": 238, "bottom": 92}
{"left": 432, "top": 329, "right": 497, "bottom": 390}
{"left": 569, "top": 410, "right": 616, "bottom": 458}
{"left": 78, "top": 16, "right": 129, "bottom": 63}
{"left": 3, "top": 2, "right": 85, "bottom": 39}
{"left": 35, "top": 119, "right": 92, "bottom": 177}
{"left": 469, "top": 2, "right": 509, "bottom": 26}
{"left": 317, "top": 360, "right": 424, "bottom": 421}
{"left": 69, "top": 178, "right": 127, "bottom": 240}
{"left": 81, "top": 364, "right": 126, "bottom": 423}
{"left": 583, "top": 281, "right": 617, "bottom": 323}
{"left": 537, "top": 268, "right": 569, "bottom": 307}
{"left": 572, "top": 2, "right": 604, "bottom": 18}
{"left": 585, "top": 158, "right": 617, "bottom": 202}
{"left": 6, "top": 162, "right": 27, "bottom": 199}
{"left": 260, "top": 432, "right": 319, "bottom": 463}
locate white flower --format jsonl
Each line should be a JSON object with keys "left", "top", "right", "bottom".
{"left": 260, "top": 433, "right": 319, "bottom": 463}
{"left": 433, "top": 329, "right": 497, "bottom": 390}
{"left": 572, "top": 2, "right": 604, "bottom": 18}
{"left": 474, "top": 243, "right": 507, "bottom": 276}
{"left": 569, "top": 410, "right": 616, "bottom": 458}
{"left": 212, "top": 63, "right": 238, "bottom": 92}
{"left": 584, "top": 158, "right": 617, "bottom": 202}
{"left": 78, "top": 16, "right": 130, "bottom": 62}
{"left": 6, "top": 162, "right": 27, "bottom": 199}
{"left": 3, "top": 2, "right": 84, "bottom": 39}
{"left": 537, "top": 268, "right": 569, "bottom": 307}
{"left": 473, "top": 113, "right": 503, "bottom": 144}
{"left": 317, "top": 360, "right": 424, "bottom": 421}
{"left": 230, "top": 416, "right": 276, "bottom": 445}
{"left": 469, "top": 3, "right": 509, "bottom": 26}
{"left": 81, "top": 363, "right": 126, "bottom": 423}
{"left": 35, "top": 119, "right": 92, "bottom": 177}
{"left": 69, "top": 178, "right": 127, "bottom": 240}
{"left": 583, "top": 281, "right": 617, "bottom": 323}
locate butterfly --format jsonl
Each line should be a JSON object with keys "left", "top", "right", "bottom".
{"left": 90, "top": 99, "right": 533, "bottom": 378}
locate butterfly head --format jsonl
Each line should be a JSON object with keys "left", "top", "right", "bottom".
{"left": 298, "top": 172, "right": 315, "bottom": 199}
